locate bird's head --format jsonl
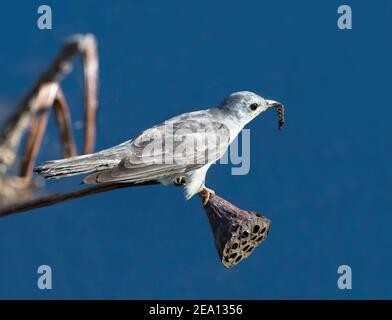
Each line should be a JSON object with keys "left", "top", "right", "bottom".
{"left": 219, "top": 91, "right": 284, "bottom": 129}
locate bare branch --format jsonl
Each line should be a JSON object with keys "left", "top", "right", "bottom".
{"left": 19, "top": 83, "right": 59, "bottom": 181}
{"left": 0, "top": 34, "right": 98, "bottom": 173}
{"left": 53, "top": 87, "right": 77, "bottom": 158}
{"left": 81, "top": 35, "right": 99, "bottom": 154}
{"left": 20, "top": 111, "right": 49, "bottom": 181}
{"left": 0, "top": 181, "right": 159, "bottom": 218}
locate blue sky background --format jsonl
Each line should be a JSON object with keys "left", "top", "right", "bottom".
{"left": 0, "top": 0, "right": 391, "bottom": 299}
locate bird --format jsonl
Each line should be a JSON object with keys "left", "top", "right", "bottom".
{"left": 34, "top": 91, "right": 284, "bottom": 205}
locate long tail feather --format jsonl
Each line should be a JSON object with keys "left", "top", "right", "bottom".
{"left": 34, "top": 140, "right": 132, "bottom": 179}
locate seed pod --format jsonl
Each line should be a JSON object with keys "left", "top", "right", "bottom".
{"left": 202, "top": 193, "right": 271, "bottom": 268}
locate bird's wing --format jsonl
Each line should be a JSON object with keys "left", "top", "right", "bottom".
{"left": 84, "top": 118, "right": 230, "bottom": 184}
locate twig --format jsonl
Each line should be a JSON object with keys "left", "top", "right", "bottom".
{"left": 19, "top": 83, "right": 59, "bottom": 181}
{"left": 0, "top": 181, "right": 159, "bottom": 218}
{"left": 19, "top": 111, "right": 49, "bottom": 181}
{"left": 81, "top": 35, "right": 99, "bottom": 154}
{"left": 53, "top": 87, "right": 77, "bottom": 158}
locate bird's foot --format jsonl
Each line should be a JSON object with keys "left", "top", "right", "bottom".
{"left": 174, "top": 176, "right": 186, "bottom": 186}
{"left": 198, "top": 186, "right": 215, "bottom": 207}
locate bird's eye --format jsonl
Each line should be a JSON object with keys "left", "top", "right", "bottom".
{"left": 250, "top": 103, "right": 258, "bottom": 111}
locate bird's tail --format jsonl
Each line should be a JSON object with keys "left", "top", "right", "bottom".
{"left": 34, "top": 141, "right": 131, "bottom": 180}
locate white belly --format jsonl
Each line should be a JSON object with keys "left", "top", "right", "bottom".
{"left": 183, "top": 164, "right": 212, "bottom": 199}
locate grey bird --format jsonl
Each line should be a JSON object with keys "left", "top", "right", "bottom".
{"left": 34, "top": 91, "right": 284, "bottom": 205}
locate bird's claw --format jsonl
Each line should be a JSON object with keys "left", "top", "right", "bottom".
{"left": 174, "top": 176, "right": 186, "bottom": 186}
{"left": 198, "top": 186, "right": 215, "bottom": 207}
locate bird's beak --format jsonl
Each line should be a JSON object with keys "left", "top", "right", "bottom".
{"left": 265, "top": 99, "right": 285, "bottom": 130}
{"left": 265, "top": 99, "right": 282, "bottom": 109}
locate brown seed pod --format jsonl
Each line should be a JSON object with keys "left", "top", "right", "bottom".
{"left": 202, "top": 193, "right": 271, "bottom": 268}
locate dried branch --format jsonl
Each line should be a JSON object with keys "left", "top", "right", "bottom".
{"left": 0, "top": 34, "right": 99, "bottom": 206}
{"left": 0, "top": 181, "right": 159, "bottom": 218}
{"left": 81, "top": 36, "right": 99, "bottom": 154}
{"left": 20, "top": 111, "right": 49, "bottom": 181}
{"left": 53, "top": 87, "right": 77, "bottom": 158}
{"left": 0, "top": 34, "right": 98, "bottom": 173}
{"left": 19, "top": 83, "right": 59, "bottom": 181}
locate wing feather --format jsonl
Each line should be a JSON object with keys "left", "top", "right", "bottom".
{"left": 84, "top": 119, "right": 230, "bottom": 184}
